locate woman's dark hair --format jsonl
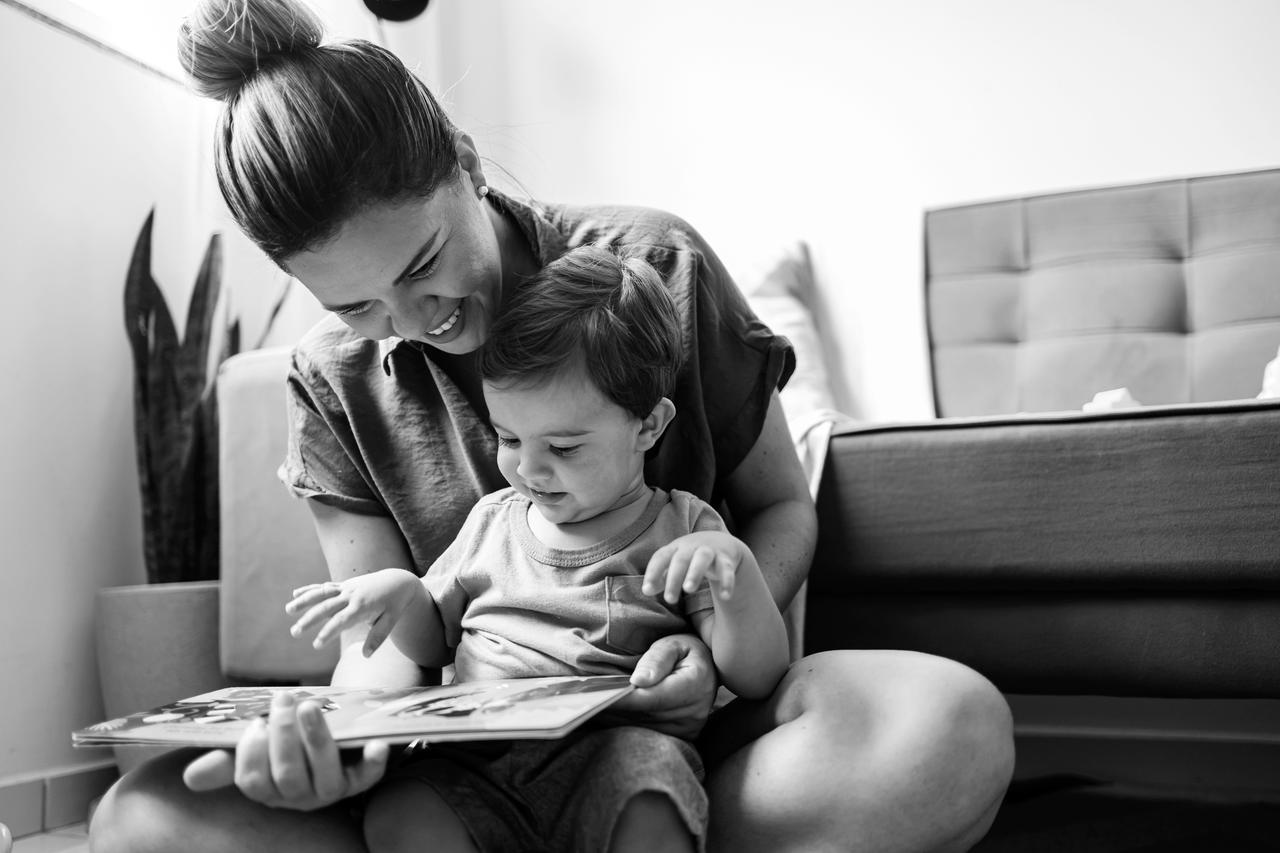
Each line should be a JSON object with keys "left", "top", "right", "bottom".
{"left": 479, "top": 244, "right": 684, "bottom": 420}
{"left": 177, "top": 0, "right": 458, "bottom": 262}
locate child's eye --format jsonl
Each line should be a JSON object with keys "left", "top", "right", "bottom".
{"left": 550, "top": 445, "right": 580, "bottom": 457}
{"left": 409, "top": 255, "right": 440, "bottom": 280}
{"left": 496, "top": 435, "right": 519, "bottom": 448}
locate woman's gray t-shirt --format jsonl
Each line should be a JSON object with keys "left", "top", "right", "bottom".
{"left": 279, "top": 190, "right": 794, "bottom": 574}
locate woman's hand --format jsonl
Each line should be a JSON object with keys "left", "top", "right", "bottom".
{"left": 607, "top": 633, "right": 718, "bottom": 740}
{"left": 181, "top": 691, "right": 389, "bottom": 809}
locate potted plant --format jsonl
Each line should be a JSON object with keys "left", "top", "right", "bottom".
{"left": 96, "top": 209, "right": 287, "bottom": 771}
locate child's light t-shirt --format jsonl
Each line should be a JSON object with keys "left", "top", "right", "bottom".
{"left": 424, "top": 487, "right": 720, "bottom": 682}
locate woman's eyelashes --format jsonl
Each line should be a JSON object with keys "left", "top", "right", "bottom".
{"left": 337, "top": 300, "right": 374, "bottom": 318}
{"left": 332, "top": 254, "right": 440, "bottom": 318}
{"left": 408, "top": 253, "right": 440, "bottom": 280}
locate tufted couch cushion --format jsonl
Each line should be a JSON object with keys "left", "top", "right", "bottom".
{"left": 927, "top": 168, "right": 1280, "bottom": 417}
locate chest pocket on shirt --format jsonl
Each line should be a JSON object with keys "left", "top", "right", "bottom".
{"left": 605, "top": 575, "right": 682, "bottom": 656}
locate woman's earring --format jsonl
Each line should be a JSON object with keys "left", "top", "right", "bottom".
{"left": 477, "top": 184, "right": 490, "bottom": 198}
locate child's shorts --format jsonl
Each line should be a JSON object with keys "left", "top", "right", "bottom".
{"left": 382, "top": 725, "right": 708, "bottom": 852}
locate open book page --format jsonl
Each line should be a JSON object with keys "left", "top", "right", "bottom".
{"left": 74, "top": 675, "right": 635, "bottom": 748}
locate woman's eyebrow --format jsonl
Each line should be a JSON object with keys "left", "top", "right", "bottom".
{"left": 390, "top": 235, "right": 439, "bottom": 283}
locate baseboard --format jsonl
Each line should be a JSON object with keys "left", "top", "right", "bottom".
{"left": 0, "top": 761, "right": 118, "bottom": 839}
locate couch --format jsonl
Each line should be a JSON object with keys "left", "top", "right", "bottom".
{"left": 798, "top": 166, "right": 1280, "bottom": 849}
{"left": 176, "top": 167, "right": 1280, "bottom": 848}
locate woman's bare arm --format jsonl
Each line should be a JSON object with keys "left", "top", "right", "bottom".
{"left": 306, "top": 501, "right": 435, "bottom": 688}
{"left": 721, "top": 390, "right": 817, "bottom": 611}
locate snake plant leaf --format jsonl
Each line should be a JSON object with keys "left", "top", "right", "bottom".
{"left": 176, "top": 234, "right": 223, "bottom": 409}
{"left": 125, "top": 213, "right": 288, "bottom": 584}
{"left": 252, "top": 277, "right": 293, "bottom": 350}
{"left": 124, "top": 210, "right": 183, "bottom": 583}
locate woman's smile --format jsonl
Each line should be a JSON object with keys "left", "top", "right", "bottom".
{"left": 425, "top": 303, "right": 463, "bottom": 338}
{"left": 284, "top": 184, "right": 509, "bottom": 355}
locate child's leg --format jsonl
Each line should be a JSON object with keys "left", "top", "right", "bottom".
{"left": 608, "top": 791, "right": 695, "bottom": 853}
{"left": 363, "top": 778, "right": 477, "bottom": 853}
{"left": 553, "top": 727, "right": 707, "bottom": 852}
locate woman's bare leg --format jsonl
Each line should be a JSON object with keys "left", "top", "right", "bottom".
{"left": 700, "top": 650, "right": 1014, "bottom": 853}
{"left": 89, "top": 749, "right": 367, "bottom": 853}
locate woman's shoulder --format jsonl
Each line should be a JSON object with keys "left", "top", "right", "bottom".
{"left": 289, "top": 313, "right": 385, "bottom": 379}
{"left": 539, "top": 199, "right": 712, "bottom": 258}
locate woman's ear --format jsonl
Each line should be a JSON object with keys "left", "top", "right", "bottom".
{"left": 454, "top": 132, "right": 487, "bottom": 197}
{"left": 637, "top": 397, "right": 676, "bottom": 451}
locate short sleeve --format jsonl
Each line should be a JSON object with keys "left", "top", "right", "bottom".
{"left": 277, "top": 348, "right": 386, "bottom": 516}
{"left": 690, "top": 228, "right": 797, "bottom": 477}
{"left": 422, "top": 502, "right": 492, "bottom": 649}
{"left": 639, "top": 216, "right": 796, "bottom": 504}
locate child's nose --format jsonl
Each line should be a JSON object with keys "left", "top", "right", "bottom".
{"left": 517, "top": 451, "right": 550, "bottom": 480}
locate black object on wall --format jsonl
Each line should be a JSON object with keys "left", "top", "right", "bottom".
{"left": 362, "top": 0, "right": 430, "bottom": 21}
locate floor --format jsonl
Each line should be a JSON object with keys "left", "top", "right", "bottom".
{"left": 10, "top": 824, "right": 88, "bottom": 853}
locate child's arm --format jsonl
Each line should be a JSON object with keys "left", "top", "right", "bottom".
{"left": 286, "top": 569, "right": 450, "bottom": 669}
{"left": 643, "top": 531, "right": 789, "bottom": 699}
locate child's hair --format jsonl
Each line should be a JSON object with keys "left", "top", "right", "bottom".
{"left": 177, "top": 0, "right": 458, "bottom": 263}
{"left": 479, "top": 244, "right": 684, "bottom": 420}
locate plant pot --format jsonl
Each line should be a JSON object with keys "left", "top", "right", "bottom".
{"left": 95, "top": 581, "right": 232, "bottom": 774}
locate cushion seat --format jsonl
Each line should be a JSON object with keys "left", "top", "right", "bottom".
{"left": 804, "top": 397, "right": 1280, "bottom": 696}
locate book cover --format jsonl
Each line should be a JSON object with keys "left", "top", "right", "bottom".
{"left": 73, "top": 675, "right": 635, "bottom": 748}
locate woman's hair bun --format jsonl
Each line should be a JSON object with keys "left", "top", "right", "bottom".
{"left": 177, "top": 0, "right": 325, "bottom": 101}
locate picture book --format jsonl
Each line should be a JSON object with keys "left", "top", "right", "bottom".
{"left": 73, "top": 675, "right": 635, "bottom": 748}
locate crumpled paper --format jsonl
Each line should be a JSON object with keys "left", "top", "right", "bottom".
{"left": 1083, "top": 387, "right": 1143, "bottom": 413}
{"left": 1259, "top": 346, "right": 1280, "bottom": 400}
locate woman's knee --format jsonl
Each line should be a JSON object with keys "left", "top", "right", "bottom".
{"left": 780, "top": 650, "right": 1014, "bottom": 805}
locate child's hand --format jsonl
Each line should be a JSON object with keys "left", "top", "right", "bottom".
{"left": 643, "top": 531, "right": 748, "bottom": 605}
{"left": 286, "top": 569, "right": 420, "bottom": 656}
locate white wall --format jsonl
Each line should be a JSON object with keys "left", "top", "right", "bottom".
{"left": 0, "top": 2, "right": 322, "bottom": 780}
{"left": 429, "top": 0, "right": 1280, "bottom": 421}
{"left": 0, "top": 0, "right": 445, "bottom": 782}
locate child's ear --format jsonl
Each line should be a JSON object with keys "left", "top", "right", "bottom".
{"left": 637, "top": 397, "right": 676, "bottom": 451}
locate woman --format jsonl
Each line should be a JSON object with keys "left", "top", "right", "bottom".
{"left": 90, "top": 1, "right": 1013, "bottom": 850}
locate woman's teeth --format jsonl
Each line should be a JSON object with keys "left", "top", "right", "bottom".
{"left": 427, "top": 305, "right": 462, "bottom": 336}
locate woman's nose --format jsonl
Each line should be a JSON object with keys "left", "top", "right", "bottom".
{"left": 388, "top": 290, "right": 437, "bottom": 339}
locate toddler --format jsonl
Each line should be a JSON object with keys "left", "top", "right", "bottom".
{"left": 287, "top": 244, "right": 789, "bottom": 853}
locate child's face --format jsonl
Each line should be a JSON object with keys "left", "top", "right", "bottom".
{"left": 484, "top": 369, "right": 650, "bottom": 526}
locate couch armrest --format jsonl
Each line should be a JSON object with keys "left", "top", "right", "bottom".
{"left": 218, "top": 347, "right": 338, "bottom": 682}
{"left": 804, "top": 398, "right": 1280, "bottom": 697}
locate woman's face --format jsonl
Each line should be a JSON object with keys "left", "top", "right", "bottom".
{"left": 285, "top": 173, "right": 505, "bottom": 354}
